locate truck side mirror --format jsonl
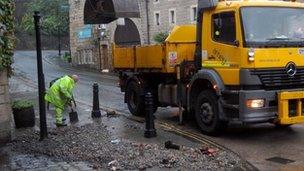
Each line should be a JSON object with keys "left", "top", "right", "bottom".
{"left": 234, "top": 40, "right": 240, "bottom": 47}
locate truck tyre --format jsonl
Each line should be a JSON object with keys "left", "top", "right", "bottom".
{"left": 126, "top": 81, "right": 145, "bottom": 116}
{"left": 195, "top": 90, "right": 227, "bottom": 135}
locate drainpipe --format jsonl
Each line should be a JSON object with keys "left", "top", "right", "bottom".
{"left": 145, "top": 0, "right": 150, "bottom": 44}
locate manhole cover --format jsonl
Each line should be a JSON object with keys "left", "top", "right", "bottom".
{"left": 266, "top": 157, "right": 295, "bottom": 165}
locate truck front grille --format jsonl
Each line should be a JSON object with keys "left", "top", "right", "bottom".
{"left": 251, "top": 68, "right": 304, "bottom": 88}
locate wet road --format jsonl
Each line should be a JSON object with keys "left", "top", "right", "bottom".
{"left": 13, "top": 51, "right": 125, "bottom": 112}
{"left": 13, "top": 51, "right": 304, "bottom": 170}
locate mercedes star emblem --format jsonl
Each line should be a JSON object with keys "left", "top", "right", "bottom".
{"left": 286, "top": 62, "right": 297, "bottom": 77}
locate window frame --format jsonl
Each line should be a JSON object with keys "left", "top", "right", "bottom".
{"left": 153, "top": 0, "right": 159, "bottom": 4}
{"left": 169, "top": 8, "right": 176, "bottom": 25}
{"left": 240, "top": 6, "right": 304, "bottom": 48}
{"left": 190, "top": 5, "right": 198, "bottom": 23}
{"left": 211, "top": 11, "right": 237, "bottom": 46}
{"left": 154, "top": 11, "right": 161, "bottom": 26}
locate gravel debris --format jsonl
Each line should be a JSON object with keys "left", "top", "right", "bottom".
{"left": 8, "top": 122, "right": 246, "bottom": 170}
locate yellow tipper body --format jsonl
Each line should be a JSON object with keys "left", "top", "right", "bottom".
{"left": 113, "top": 25, "right": 196, "bottom": 73}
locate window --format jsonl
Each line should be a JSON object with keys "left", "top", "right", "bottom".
{"left": 190, "top": 5, "right": 197, "bottom": 22}
{"left": 212, "top": 12, "right": 236, "bottom": 44}
{"left": 169, "top": 9, "right": 176, "bottom": 24}
{"left": 154, "top": 12, "right": 160, "bottom": 25}
{"left": 241, "top": 7, "right": 304, "bottom": 47}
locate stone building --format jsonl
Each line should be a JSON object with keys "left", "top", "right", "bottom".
{"left": 69, "top": 0, "right": 199, "bottom": 70}
{"left": 140, "top": 0, "right": 198, "bottom": 44}
{"left": 69, "top": 0, "right": 106, "bottom": 70}
{"left": 0, "top": 70, "right": 12, "bottom": 143}
{"left": 69, "top": 0, "right": 304, "bottom": 70}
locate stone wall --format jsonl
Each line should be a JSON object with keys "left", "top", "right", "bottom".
{"left": 0, "top": 70, "right": 11, "bottom": 143}
{"left": 141, "top": 0, "right": 197, "bottom": 44}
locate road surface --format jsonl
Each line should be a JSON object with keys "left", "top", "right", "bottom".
{"left": 13, "top": 51, "right": 304, "bottom": 170}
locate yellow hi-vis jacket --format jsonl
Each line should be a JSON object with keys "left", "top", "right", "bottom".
{"left": 45, "top": 75, "right": 75, "bottom": 109}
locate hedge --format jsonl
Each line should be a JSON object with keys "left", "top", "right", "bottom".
{"left": 0, "top": 0, "right": 15, "bottom": 74}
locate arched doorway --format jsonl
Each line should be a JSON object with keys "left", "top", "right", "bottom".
{"left": 114, "top": 18, "right": 140, "bottom": 46}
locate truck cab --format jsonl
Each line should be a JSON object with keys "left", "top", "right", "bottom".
{"left": 197, "top": 0, "right": 304, "bottom": 124}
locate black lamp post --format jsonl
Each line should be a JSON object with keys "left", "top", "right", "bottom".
{"left": 34, "top": 11, "right": 48, "bottom": 140}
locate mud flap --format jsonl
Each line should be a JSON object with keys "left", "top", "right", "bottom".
{"left": 277, "top": 91, "right": 304, "bottom": 125}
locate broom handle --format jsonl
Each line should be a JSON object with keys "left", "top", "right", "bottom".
{"left": 72, "top": 94, "right": 76, "bottom": 108}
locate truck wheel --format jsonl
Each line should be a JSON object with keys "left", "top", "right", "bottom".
{"left": 126, "top": 81, "right": 145, "bottom": 116}
{"left": 195, "top": 90, "right": 227, "bottom": 135}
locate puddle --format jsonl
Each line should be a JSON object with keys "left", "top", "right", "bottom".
{"left": 266, "top": 157, "right": 295, "bottom": 165}
{"left": 10, "top": 154, "right": 93, "bottom": 170}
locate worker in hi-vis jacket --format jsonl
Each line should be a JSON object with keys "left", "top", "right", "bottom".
{"left": 45, "top": 75, "right": 79, "bottom": 127}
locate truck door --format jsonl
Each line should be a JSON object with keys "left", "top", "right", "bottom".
{"left": 204, "top": 11, "right": 241, "bottom": 85}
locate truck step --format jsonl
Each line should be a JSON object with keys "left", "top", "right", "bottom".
{"left": 222, "top": 103, "right": 239, "bottom": 110}
{"left": 222, "top": 90, "right": 239, "bottom": 95}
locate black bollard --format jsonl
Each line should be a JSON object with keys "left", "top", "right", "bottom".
{"left": 144, "top": 92, "right": 157, "bottom": 138}
{"left": 91, "top": 83, "right": 101, "bottom": 118}
{"left": 34, "top": 11, "right": 47, "bottom": 140}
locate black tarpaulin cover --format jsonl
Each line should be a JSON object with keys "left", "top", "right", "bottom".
{"left": 84, "top": 0, "right": 140, "bottom": 24}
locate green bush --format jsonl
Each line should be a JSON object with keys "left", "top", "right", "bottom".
{"left": 0, "top": 0, "right": 15, "bottom": 74}
{"left": 12, "top": 100, "right": 34, "bottom": 110}
{"left": 153, "top": 32, "right": 169, "bottom": 44}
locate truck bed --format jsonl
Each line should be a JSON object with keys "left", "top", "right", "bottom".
{"left": 113, "top": 25, "right": 196, "bottom": 73}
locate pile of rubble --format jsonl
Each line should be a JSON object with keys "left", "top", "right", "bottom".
{"left": 8, "top": 122, "right": 245, "bottom": 170}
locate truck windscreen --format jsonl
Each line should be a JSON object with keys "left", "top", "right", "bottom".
{"left": 241, "top": 7, "right": 304, "bottom": 48}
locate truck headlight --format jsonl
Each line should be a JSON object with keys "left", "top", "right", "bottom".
{"left": 248, "top": 49, "right": 255, "bottom": 62}
{"left": 246, "top": 99, "right": 265, "bottom": 108}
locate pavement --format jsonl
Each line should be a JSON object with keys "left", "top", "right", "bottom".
{"left": 4, "top": 50, "right": 304, "bottom": 170}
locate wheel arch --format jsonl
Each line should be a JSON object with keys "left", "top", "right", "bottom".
{"left": 124, "top": 75, "right": 145, "bottom": 103}
{"left": 187, "top": 69, "right": 225, "bottom": 113}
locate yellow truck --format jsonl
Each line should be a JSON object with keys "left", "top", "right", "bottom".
{"left": 111, "top": 0, "right": 304, "bottom": 134}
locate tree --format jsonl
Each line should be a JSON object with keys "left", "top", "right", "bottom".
{"left": 153, "top": 32, "right": 169, "bottom": 44}
{"left": 21, "top": 0, "right": 69, "bottom": 37}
